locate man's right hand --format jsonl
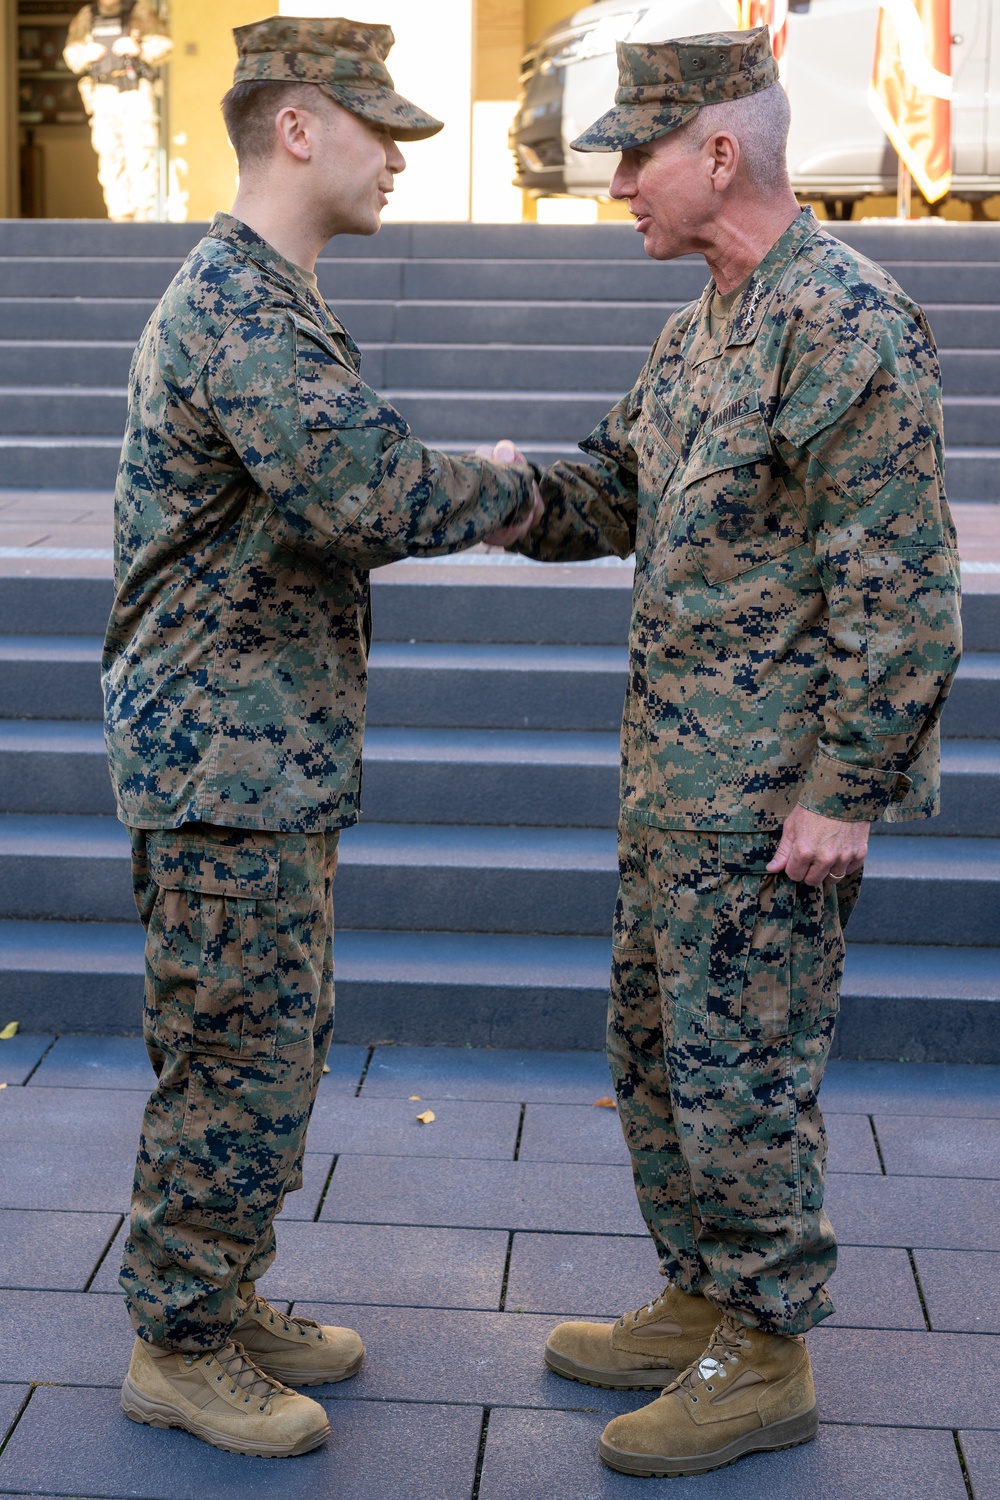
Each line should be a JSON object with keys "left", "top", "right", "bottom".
{"left": 81, "top": 41, "right": 107, "bottom": 65}
{"left": 477, "top": 439, "right": 543, "bottom": 545}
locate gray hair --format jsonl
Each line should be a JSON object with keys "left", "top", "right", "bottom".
{"left": 678, "top": 83, "right": 791, "bottom": 191}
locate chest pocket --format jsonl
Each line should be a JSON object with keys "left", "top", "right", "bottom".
{"left": 628, "top": 392, "right": 680, "bottom": 568}
{"left": 679, "top": 409, "right": 806, "bottom": 586}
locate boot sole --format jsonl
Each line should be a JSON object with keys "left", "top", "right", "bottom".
{"left": 251, "top": 1349, "right": 365, "bottom": 1387}
{"left": 598, "top": 1406, "right": 819, "bottom": 1477}
{"left": 120, "top": 1378, "right": 330, "bottom": 1458}
{"left": 544, "top": 1346, "right": 680, "bottom": 1391}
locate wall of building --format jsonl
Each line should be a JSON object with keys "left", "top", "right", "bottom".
{"left": 167, "top": 0, "right": 267, "bottom": 223}
{"left": 0, "top": 0, "right": 17, "bottom": 216}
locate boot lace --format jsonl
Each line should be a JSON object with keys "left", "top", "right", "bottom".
{"left": 623, "top": 1281, "right": 674, "bottom": 1327}
{"left": 250, "top": 1293, "right": 321, "bottom": 1341}
{"left": 674, "top": 1316, "right": 752, "bottom": 1402}
{"left": 186, "top": 1342, "right": 286, "bottom": 1411}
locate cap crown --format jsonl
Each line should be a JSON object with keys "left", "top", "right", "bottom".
{"left": 572, "top": 27, "right": 778, "bottom": 153}
{"left": 231, "top": 13, "right": 443, "bottom": 141}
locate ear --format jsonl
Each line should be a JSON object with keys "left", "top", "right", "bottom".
{"left": 274, "top": 105, "right": 314, "bottom": 164}
{"left": 705, "top": 130, "right": 740, "bottom": 193}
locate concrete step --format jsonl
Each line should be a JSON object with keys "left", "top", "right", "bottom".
{"left": 0, "top": 815, "right": 618, "bottom": 933}
{"left": 24, "top": 247, "right": 1000, "bottom": 310}
{"left": 5, "top": 431, "right": 998, "bottom": 497}
{"left": 4, "top": 298, "right": 1000, "bottom": 363}
{"left": 1, "top": 340, "right": 998, "bottom": 401}
{"left": 1, "top": 217, "right": 997, "bottom": 263}
{"left": 1, "top": 635, "right": 991, "bottom": 736}
{"left": 1, "top": 561, "right": 995, "bottom": 652}
{"left": 0, "top": 343, "right": 995, "bottom": 408}
{"left": 3, "top": 386, "right": 996, "bottom": 449}
{"left": 0, "top": 814, "right": 995, "bottom": 946}
{"left": 0, "top": 256, "right": 407, "bottom": 302}
{"left": 0, "top": 297, "right": 397, "bottom": 345}
{"left": 0, "top": 916, "right": 995, "bottom": 1060}
{"left": 1, "top": 719, "right": 997, "bottom": 837}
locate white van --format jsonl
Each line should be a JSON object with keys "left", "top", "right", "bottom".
{"left": 511, "top": 0, "right": 998, "bottom": 211}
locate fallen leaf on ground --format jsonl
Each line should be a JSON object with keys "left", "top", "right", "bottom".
{"left": 0, "top": 1022, "right": 19, "bottom": 1041}
{"left": 409, "top": 1095, "right": 422, "bottom": 1101}
{"left": 0, "top": 1082, "right": 7, "bottom": 1090}
{"left": 593, "top": 1096, "right": 616, "bottom": 1108}
{"left": 321, "top": 1064, "right": 330, "bottom": 1074}
{"left": 416, "top": 1110, "right": 436, "bottom": 1125}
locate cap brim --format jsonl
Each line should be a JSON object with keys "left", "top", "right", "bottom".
{"left": 321, "top": 83, "right": 443, "bottom": 141}
{"left": 571, "top": 101, "right": 699, "bottom": 153}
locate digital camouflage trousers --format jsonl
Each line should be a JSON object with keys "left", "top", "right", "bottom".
{"left": 610, "top": 815, "right": 862, "bottom": 1336}
{"left": 121, "top": 823, "right": 339, "bottom": 1349}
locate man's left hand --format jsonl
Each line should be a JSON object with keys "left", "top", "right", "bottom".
{"left": 112, "top": 35, "right": 141, "bottom": 56}
{"left": 766, "top": 804, "right": 869, "bottom": 887}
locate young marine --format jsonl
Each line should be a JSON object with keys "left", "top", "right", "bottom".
{"left": 498, "top": 28, "right": 961, "bottom": 1479}
{"left": 104, "top": 15, "right": 540, "bottom": 1459}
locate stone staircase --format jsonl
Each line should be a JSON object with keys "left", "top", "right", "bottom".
{"left": 0, "top": 218, "right": 997, "bottom": 1062}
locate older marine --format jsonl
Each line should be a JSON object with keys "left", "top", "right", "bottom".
{"left": 104, "top": 14, "right": 539, "bottom": 1460}
{"left": 500, "top": 27, "right": 961, "bottom": 1479}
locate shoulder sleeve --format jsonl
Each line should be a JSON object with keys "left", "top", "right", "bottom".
{"left": 772, "top": 326, "right": 935, "bottom": 504}
{"left": 770, "top": 296, "right": 961, "bottom": 823}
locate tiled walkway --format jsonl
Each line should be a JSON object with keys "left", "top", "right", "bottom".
{"left": 0, "top": 1037, "right": 997, "bottom": 1498}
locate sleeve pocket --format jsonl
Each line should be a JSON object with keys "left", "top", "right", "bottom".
{"left": 862, "top": 544, "right": 962, "bottom": 734}
{"left": 294, "top": 317, "right": 408, "bottom": 438}
{"left": 774, "top": 342, "right": 933, "bottom": 501}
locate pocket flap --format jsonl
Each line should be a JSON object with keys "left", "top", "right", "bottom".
{"left": 684, "top": 407, "right": 771, "bottom": 488}
{"left": 147, "top": 834, "right": 279, "bottom": 899}
{"left": 294, "top": 317, "right": 408, "bottom": 437}
{"left": 629, "top": 391, "right": 681, "bottom": 471}
{"left": 773, "top": 341, "right": 880, "bottom": 449}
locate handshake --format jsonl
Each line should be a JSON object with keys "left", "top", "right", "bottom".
{"left": 476, "top": 439, "right": 545, "bottom": 547}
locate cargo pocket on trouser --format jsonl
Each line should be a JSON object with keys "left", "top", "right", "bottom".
{"left": 143, "top": 828, "right": 281, "bottom": 1062}
{"left": 664, "top": 832, "right": 838, "bottom": 1332}
{"left": 137, "top": 827, "right": 328, "bottom": 1246}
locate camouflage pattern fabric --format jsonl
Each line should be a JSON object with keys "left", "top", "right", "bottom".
{"left": 121, "top": 823, "right": 337, "bottom": 1349}
{"left": 518, "top": 209, "right": 962, "bottom": 831}
{"left": 610, "top": 815, "right": 862, "bottom": 1333}
{"left": 232, "top": 15, "right": 442, "bottom": 141}
{"left": 572, "top": 28, "right": 778, "bottom": 153}
{"left": 65, "top": 1, "right": 171, "bottom": 65}
{"left": 102, "top": 212, "right": 534, "bottom": 834}
{"left": 87, "top": 80, "right": 159, "bottom": 221}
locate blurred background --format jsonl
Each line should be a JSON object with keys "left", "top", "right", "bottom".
{"left": 1, "top": 0, "right": 997, "bottom": 223}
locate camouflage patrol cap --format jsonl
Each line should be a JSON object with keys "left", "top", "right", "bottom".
{"left": 572, "top": 28, "right": 778, "bottom": 152}
{"left": 232, "top": 15, "right": 443, "bottom": 141}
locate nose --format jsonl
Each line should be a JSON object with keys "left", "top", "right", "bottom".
{"left": 609, "top": 153, "right": 634, "bottom": 201}
{"left": 387, "top": 139, "right": 406, "bottom": 175}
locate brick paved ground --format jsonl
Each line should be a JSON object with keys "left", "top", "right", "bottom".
{"left": 0, "top": 1037, "right": 997, "bottom": 1499}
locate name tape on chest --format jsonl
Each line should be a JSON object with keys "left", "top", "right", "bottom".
{"left": 710, "top": 393, "right": 759, "bottom": 431}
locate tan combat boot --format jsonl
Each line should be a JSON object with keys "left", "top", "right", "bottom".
{"left": 234, "top": 1283, "right": 365, "bottom": 1386}
{"left": 544, "top": 1285, "right": 719, "bottom": 1389}
{"left": 120, "top": 1337, "right": 330, "bottom": 1458}
{"left": 598, "top": 1314, "right": 818, "bottom": 1476}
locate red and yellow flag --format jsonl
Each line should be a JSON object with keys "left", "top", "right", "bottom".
{"left": 869, "top": 0, "right": 952, "bottom": 203}
{"left": 736, "top": 0, "right": 788, "bottom": 65}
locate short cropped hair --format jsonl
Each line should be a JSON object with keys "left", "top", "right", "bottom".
{"left": 221, "top": 79, "right": 327, "bottom": 168}
{"left": 678, "top": 82, "right": 791, "bottom": 191}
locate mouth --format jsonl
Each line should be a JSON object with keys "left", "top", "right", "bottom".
{"left": 632, "top": 212, "right": 651, "bottom": 233}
